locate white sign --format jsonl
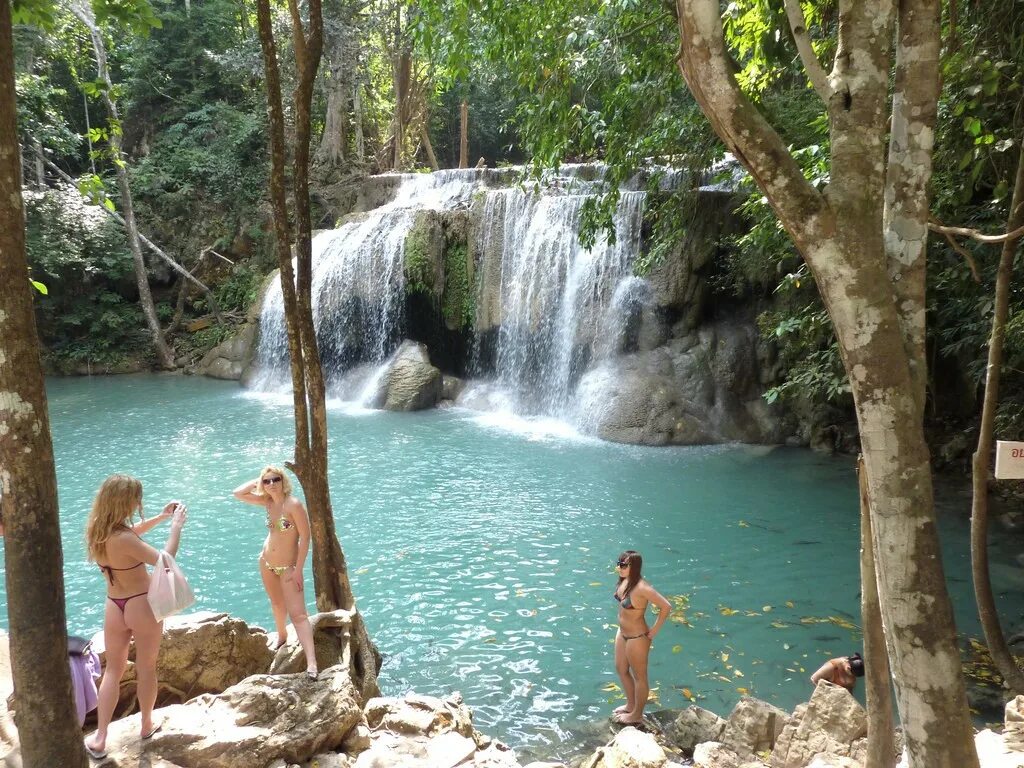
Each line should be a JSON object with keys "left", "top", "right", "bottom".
{"left": 995, "top": 441, "right": 1024, "bottom": 480}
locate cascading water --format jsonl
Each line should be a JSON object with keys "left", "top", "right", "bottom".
{"left": 474, "top": 184, "right": 646, "bottom": 418}
{"left": 249, "top": 165, "right": 652, "bottom": 427}
{"left": 249, "top": 170, "right": 483, "bottom": 396}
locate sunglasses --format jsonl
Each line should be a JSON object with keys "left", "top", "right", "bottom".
{"left": 262, "top": 476, "right": 283, "bottom": 485}
{"left": 616, "top": 560, "right": 629, "bottom": 568}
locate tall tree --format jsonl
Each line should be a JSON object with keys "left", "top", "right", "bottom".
{"left": 675, "top": 1, "right": 976, "bottom": 765}
{"left": 254, "top": 0, "right": 380, "bottom": 700}
{"left": 0, "top": 0, "right": 87, "bottom": 762}
{"left": 970, "top": 139, "right": 1024, "bottom": 694}
{"left": 70, "top": 0, "right": 175, "bottom": 369}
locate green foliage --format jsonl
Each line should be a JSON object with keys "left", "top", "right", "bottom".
{"left": 404, "top": 218, "right": 436, "bottom": 294}
{"left": 14, "top": 73, "right": 81, "bottom": 156}
{"left": 23, "top": 184, "right": 150, "bottom": 371}
{"left": 442, "top": 242, "right": 473, "bottom": 329}
{"left": 211, "top": 265, "right": 265, "bottom": 314}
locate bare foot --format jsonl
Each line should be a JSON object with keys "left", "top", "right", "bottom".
{"left": 613, "top": 704, "right": 632, "bottom": 715}
{"left": 270, "top": 632, "right": 287, "bottom": 651}
{"left": 613, "top": 710, "right": 644, "bottom": 725}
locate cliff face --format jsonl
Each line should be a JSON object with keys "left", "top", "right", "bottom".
{"left": 228, "top": 167, "right": 803, "bottom": 447}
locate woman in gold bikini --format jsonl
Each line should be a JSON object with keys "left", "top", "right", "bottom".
{"left": 233, "top": 466, "right": 318, "bottom": 678}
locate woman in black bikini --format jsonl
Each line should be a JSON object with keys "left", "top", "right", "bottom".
{"left": 232, "top": 466, "right": 318, "bottom": 679}
{"left": 612, "top": 550, "right": 671, "bottom": 724}
{"left": 84, "top": 474, "right": 187, "bottom": 759}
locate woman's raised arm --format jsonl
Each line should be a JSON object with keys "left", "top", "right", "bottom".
{"left": 233, "top": 478, "right": 266, "bottom": 506}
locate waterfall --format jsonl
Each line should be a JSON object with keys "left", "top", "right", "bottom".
{"left": 249, "top": 166, "right": 651, "bottom": 426}
{"left": 249, "top": 170, "right": 483, "bottom": 395}
{"left": 477, "top": 187, "right": 645, "bottom": 417}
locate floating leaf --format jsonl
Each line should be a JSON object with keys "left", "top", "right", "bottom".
{"left": 601, "top": 682, "right": 621, "bottom": 692}
{"left": 785, "top": 601, "right": 795, "bottom": 608}
{"left": 672, "top": 645, "right": 683, "bottom": 654}
{"left": 681, "top": 687, "right": 695, "bottom": 701}
{"left": 721, "top": 652, "right": 730, "bottom": 663}
{"left": 762, "top": 605, "right": 772, "bottom": 612}
{"left": 737, "top": 687, "right": 750, "bottom": 695}
{"left": 719, "top": 606, "right": 738, "bottom": 616}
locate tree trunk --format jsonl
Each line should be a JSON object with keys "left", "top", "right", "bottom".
{"left": 859, "top": 458, "right": 896, "bottom": 768}
{"left": 353, "top": 82, "right": 365, "bottom": 163}
{"left": 71, "top": 1, "right": 174, "bottom": 370}
{"left": 0, "top": 2, "right": 87, "bottom": 763}
{"left": 459, "top": 99, "right": 468, "bottom": 169}
{"left": 317, "top": 64, "right": 348, "bottom": 166}
{"left": 256, "top": 0, "right": 381, "bottom": 703}
{"left": 675, "top": 2, "right": 978, "bottom": 765}
{"left": 392, "top": 50, "right": 411, "bottom": 171}
{"left": 420, "top": 123, "right": 439, "bottom": 170}
{"left": 971, "top": 138, "right": 1024, "bottom": 694}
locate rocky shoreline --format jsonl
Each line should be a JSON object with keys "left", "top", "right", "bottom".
{"left": 2, "top": 613, "right": 1022, "bottom": 768}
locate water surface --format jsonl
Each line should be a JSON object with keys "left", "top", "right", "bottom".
{"left": 1, "top": 374, "right": 1020, "bottom": 761}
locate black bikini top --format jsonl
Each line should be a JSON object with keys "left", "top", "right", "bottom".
{"left": 98, "top": 561, "right": 143, "bottom": 585}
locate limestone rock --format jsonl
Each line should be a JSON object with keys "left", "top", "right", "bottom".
{"left": 95, "top": 665, "right": 361, "bottom": 768}
{"left": 300, "top": 755, "right": 351, "bottom": 768}
{"left": 805, "top": 756, "right": 860, "bottom": 768}
{"left": 197, "top": 323, "right": 258, "bottom": 380}
{"left": 1004, "top": 695, "right": 1024, "bottom": 751}
{"left": 580, "top": 726, "right": 667, "bottom": 768}
{"left": 667, "top": 705, "right": 727, "bottom": 752}
{"left": 92, "top": 612, "right": 274, "bottom": 711}
{"left": 720, "top": 697, "right": 790, "bottom": 758}
{"left": 365, "top": 341, "right": 443, "bottom": 411}
{"left": 268, "top": 609, "right": 355, "bottom": 676}
{"left": 471, "top": 743, "right": 523, "bottom": 767}
{"left": 363, "top": 692, "right": 474, "bottom": 738}
{"left": 341, "top": 723, "right": 372, "bottom": 756}
{"left": 442, "top": 374, "right": 467, "bottom": 401}
{"left": 692, "top": 742, "right": 741, "bottom": 768}
{"left": 770, "top": 682, "right": 867, "bottom": 768}
{"left": 521, "top": 763, "right": 567, "bottom": 768}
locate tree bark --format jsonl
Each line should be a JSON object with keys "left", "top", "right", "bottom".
{"left": 392, "top": 49, "right": 411, "bottom": 171}
{"left": 420, "top": 123, "right": 439, "bottom": 170}
{"left": 0, "top": 1, "right": 88, "bottom": 763}
{"left": 256, "top": 0, "right": 381, "bottom": 703}
{"left": 675, "top": 2, "right": 979, "bottom": 766}
{"left": 71, "top": 1, "right": 174, "bottom": 370}
{"left": 971, "top": 138, "right": 1024, "bottom": 694}
{"left": 859, "top": 458, "right": 896, "bottom": 768}
{"left": 353, "top": 82, "right": 365, "bottom": 163}
{"left": 459, "top": 99, "right": 468, "bottom": 169}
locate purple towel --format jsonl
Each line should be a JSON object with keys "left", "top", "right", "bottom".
{"left": 69, "top": 650, "right": 100, "bottom": 726}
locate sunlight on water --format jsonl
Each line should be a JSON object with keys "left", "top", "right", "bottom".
{"left": 1, "top": 374, "right": 1021, "bottom": 763}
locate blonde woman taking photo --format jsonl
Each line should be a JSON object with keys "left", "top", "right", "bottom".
{"left": 84, "top": 474, "right": 187, "bottom": 759}
{"left": 232, "top": 466, "right": 318, "bottom": 679}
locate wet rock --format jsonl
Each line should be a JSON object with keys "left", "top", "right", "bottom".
{"left": 364, "top": 341, "right": 443, "bottom": 411}
{"left": 1003, "top": 696, "right": 1024, "bottom": 751}
{"left": 442, "top": 374, "right": 467, "bottom": 401}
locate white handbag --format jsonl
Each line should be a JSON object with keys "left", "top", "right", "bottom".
{"left": 147, "top": 550, "right": 195, "bottom": 621}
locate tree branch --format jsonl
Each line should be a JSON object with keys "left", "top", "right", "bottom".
{"left": 929, "top": 219, "right": 1024, "bottom": 244}
{"left": 939, "top": 229, "right": 980, "bottom": 283}
{"left": 783, "top": 0, "right": 832, "bottom": 102}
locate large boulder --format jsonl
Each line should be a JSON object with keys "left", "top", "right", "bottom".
{"left": 578, "top": 727, "right": 668, "bottom": 768}
{"left": 667, "top": 705, "right": 727, "bottom": 752}
{"left": 367, "top": 340, "right": 443, "bottom": 411}
{"left": 93, "top": 612, "right": 274, "bottom": 712}
{"left": 351, "top": 692, "right": 521, "bottom": 768}
{"left": 573, "top": 321, "right": 784, "bottom": 446}
{"left": 691, "top": 742, "right": 742, "bottom": 768}
{"left": 94, "top": 665, "right": 362, "bottom": 768}
{"left": 770, "top": 682, "right": 867, "bottom": 768}
{"left": 196, "top": 323, "right": 258, "bottom": 380}
{"left": 720, "top": 697, "right": 790, "bottom": 758}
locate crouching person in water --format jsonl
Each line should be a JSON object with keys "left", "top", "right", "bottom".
{"left": 612, "top": 549, "right": 671, "bottom": 724}
{"left": 810, "top": 652, "right": 865, "bottom": 692}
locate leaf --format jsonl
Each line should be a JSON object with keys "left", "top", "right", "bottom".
{"left": 601, "top": 682, "right": 621, "bottom": 692}
{"left": 681, "top": 687, "right": 695, "bottom": 701}
{"left": 762, "top": 605, "right": 772, "bottom": 612}
{"left": 737, "top": 687, "right": 750, "bottom": 695}
{"left": 672, "top": 645, "right": 683, "bottom": 654}
{"left": 721, "top": 652, "right": 730, "bottom": 663}
{"left": 785, "top": 601, "right": 795, "bottom": 608}
{"left": 30, "top": 279, "right": 49, "bottom": 295}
